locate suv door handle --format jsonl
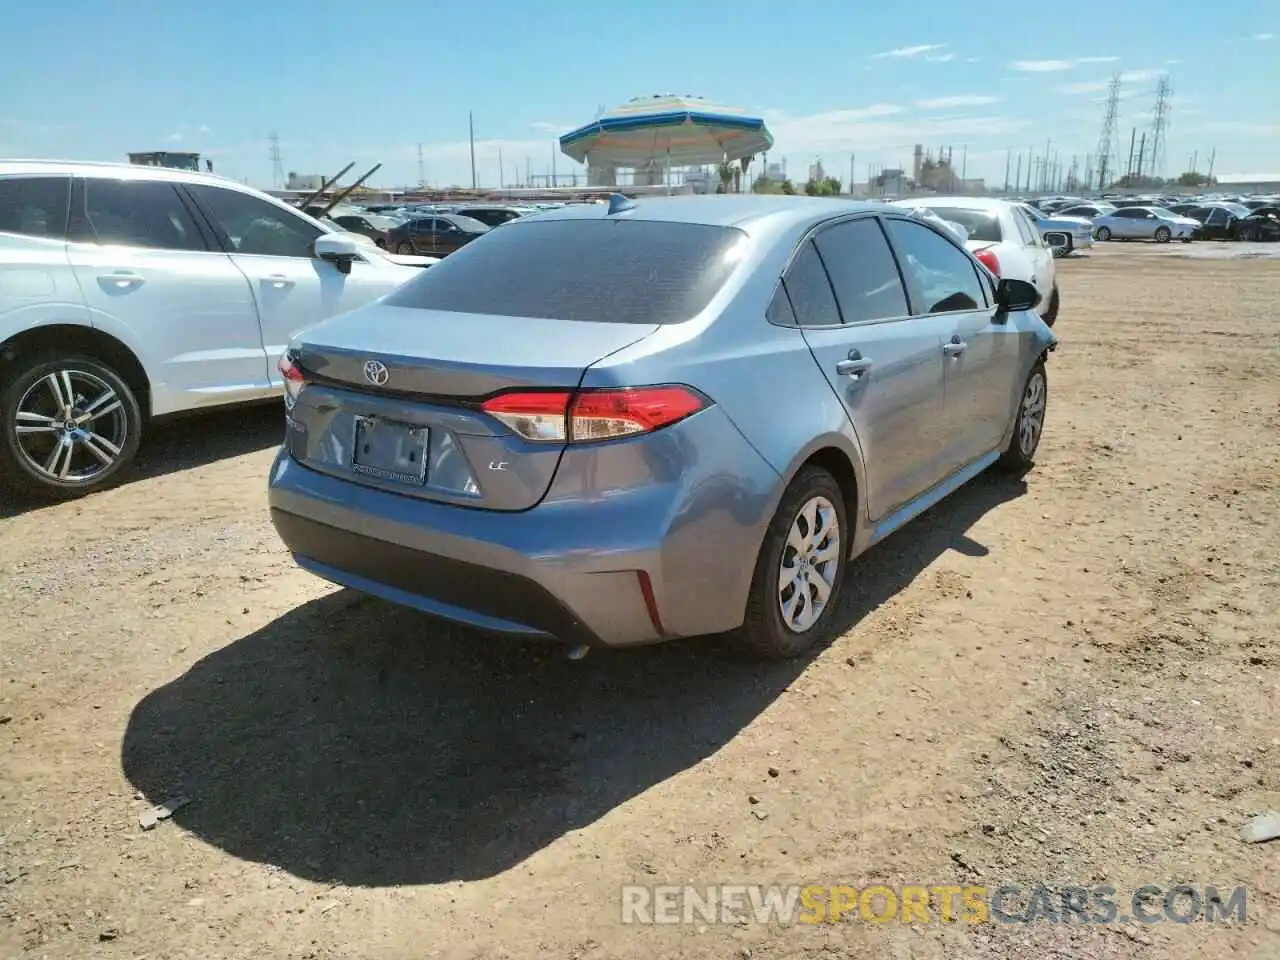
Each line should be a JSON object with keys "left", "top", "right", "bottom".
{"left": 835, "top": 350, "right": 873, "bottom": 378}
{"left": 264, "top": 274, "right": 294, "bottom": 289}
{"left": 943, "top": 339, "right": 967, "bottom": 357}
{"left": 99, "top": 271, "right": 143, "bottom": 287}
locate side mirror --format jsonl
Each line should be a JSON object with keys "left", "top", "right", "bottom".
{"left": 996, "top": 277, "right": 1041, "bottom": 314}
{"left": 313, "top": 233, "right": 365, "bottom": 275}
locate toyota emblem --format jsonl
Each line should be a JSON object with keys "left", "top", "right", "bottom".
{"left": 362, "top": 360, "right": 390, "bottom": 386}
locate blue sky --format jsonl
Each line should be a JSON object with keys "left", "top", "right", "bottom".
{"left": 1, "top": 0, "right": 1276, "bottom": 189}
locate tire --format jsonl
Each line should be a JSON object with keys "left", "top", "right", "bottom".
{"left": 1095, "top": 226, "right": 1112, "bottom": 241}
{"left": 0, "top": 353, "right": 143, "bottom": 501}
{"left": 737, "top": 466, "right": 849, "bottom": 660}
{"left": 998, "top": 360, "right": 1047, "bottom": 474}
{"left": 1042, "top": 286, "right": 1060, "bottom": 327}
{"left": 1154, "top": 226, "right": 1171, "bottom": 243}
{"left": 396, "top": 242, "right": 414, "bottom": 255}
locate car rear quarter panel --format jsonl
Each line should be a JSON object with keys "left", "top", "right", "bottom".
{"left": 579, "top": 219, "right": 870, "bottom": 550}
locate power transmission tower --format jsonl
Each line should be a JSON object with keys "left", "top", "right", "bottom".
{"left": 268, "top": 132, "right": 285, "bottom": 187}
{"left": 417, "top": 142, "right": 426, "bottom": 187}
{"left": 1148, "top": 75, "right": 1172, "bottom": 180}
{"left": 1094, "top": 74, "right": 1122, "bottom": 191}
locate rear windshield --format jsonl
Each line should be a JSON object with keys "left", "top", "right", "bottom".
{"left": 926, "top": 208, "right": 1003, "bottom": 243}
{"left": 384, "top": 218, "right": 746, "bottom": 323}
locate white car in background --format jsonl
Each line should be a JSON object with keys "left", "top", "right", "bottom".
{"left": 0, "top": 160, "right": 433, "bottom": 500}
{"left": 892, "top": 197, "right": 1059, "bottom": 327}
{"left": 1091, "top": 206, "right": 1199, "bottom": 243}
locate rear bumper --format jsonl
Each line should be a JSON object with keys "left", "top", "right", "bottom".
{"left": 267, "top": 406, "right": 780, "bottom": 647}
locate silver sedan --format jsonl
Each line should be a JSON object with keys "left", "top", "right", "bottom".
{"left": 1092, "top": 206, "right": 1198, "bottom": 242}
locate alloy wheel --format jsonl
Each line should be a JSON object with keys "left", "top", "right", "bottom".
{"left": 1018, "top": 371, "right": 1047, "bottom": 457}
{"left": 777, "top": 495, "right": 840, "bottom": 633}
{"left": 13, "top": 369, "right": 128, "bottom": 484}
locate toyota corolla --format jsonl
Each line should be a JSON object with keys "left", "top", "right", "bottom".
{"left": 268, "top": 195, "right": 1056, "bottom": 659}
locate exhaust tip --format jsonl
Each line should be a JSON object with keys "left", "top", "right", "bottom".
{"left": 565, "top": 644, "right": 591, "bottom": 661}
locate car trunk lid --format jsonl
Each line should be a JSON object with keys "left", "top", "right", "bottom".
{"left": 287, "top": 305, "right": 658, "bottom": 511}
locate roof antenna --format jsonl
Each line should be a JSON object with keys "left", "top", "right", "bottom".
{"left": 607, "top": 193, "right": 637, "bottom": 215}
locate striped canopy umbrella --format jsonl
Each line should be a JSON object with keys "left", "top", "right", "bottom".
{"left": 559, "top": 95, "right": 774, "bottom": 168}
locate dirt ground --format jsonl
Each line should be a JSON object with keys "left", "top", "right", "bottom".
{"left": 1, "top": 243, "right": 1277, "bottom": 960}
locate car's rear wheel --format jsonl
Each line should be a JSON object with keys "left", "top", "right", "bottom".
{"left": 737, "top": 465, "right": 848, "bottom": 660}
{"left": 1154, "top": 226, "right": 1172, "bottom": 243}
{"left": 396, "top": 242, "right": 414, "bottom": 254}
{"left": 998, "top": 360, "right": 1047, "bottom": 473}
{"left": 0, "top": 354, "right": 143, "bottom": 500}
{"left": 1096, "top": 226, "right": 1112, "bottom": 241}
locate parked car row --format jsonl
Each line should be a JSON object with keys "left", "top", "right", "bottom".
{"left": 1021, "top": 193, "right": 1280, "bottom": 243}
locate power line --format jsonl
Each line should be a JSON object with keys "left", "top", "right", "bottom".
{"left": 1094, "top": 73, "right": 1122, "bottom": 190}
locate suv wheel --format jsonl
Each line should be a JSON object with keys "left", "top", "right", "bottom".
{"left": 0, "top": 354, "right": 143, "bottom": 500}
{"left": 737, "top": 466, "right": 848, "bottom": 659}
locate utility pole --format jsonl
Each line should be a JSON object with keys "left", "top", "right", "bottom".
{"left": 417, "top": 142, "right": 425, "bottom": 187}
{"left": 468, "top": 112, "right": 477, "bottom": 189}
{"left": 1207, "top": 148, "right": 1216, "bottom": 182}
{"left": 1003, "top": 150, "right": 1012, "bottom": 193}
{"left": 498, "top": 148, "right": 505, "bottom": 189}
{"left": 961, "top": 144, "right": 968, "bottom": 185}
{"left": 1135, "top": 132, "right": 1147, "bottom": 182}
{"left": 849, "top": 153, "right": 855, "bottom": 195}
{"left": 550, "top": 142, "right": 557, "bottom": 187}
{"left": 1014, "top": 153, "right": 1022, "bottom": 194}
{"left": 1126, "top": 128, "right": 1137, "bottom": 181}
{"left": 1095, "top": 73, "right": 1122, "bottom": 190}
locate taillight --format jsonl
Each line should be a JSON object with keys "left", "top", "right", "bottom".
{"left": 975, "top": 249, "right": 1001, "bottom": 277}
{"left": 480, "top": 386, "right": 709, "bottom": 443}
{"left": 278, "top": 353, "right": 305, "bottom": 410}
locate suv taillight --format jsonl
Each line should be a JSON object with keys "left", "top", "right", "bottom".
{"left": 975, "top": 249, "right": 1001, "bottom": 277}
{"left": 278, "top": 353, "right": 306, "bottom": 410}
{"left": 480, "top": 386, "right": 710, "bottom": 443}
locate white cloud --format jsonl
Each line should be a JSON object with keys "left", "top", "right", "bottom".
{"left": 1119, "top": 70, "right": 1160, "bottom": 83}
{"left": 761, "top": 104, "right": 1025, "bottom": 158}
{"left": 926, "top": 53, "right": 957, "bottom": 62}
{"left": 166, "top": 132, "right": 183, "bottom": 143}
{"left": 1076, "top": 56, "right": 1119, "bottom": 63}
{"left": 529, "top": 121, "right": 568, "bottom": 133}
{"left": 1165, "top": 58, "right": 1184, "bottom": 64}
{"left": 965, "top": 57, "right": 980, "bottom": 63}
{"left": 1058, "top": 81, "right": 1110, "bottom": 94}
{"left": 1011, "top": 59, "right": 1077, "bottom": 72}
{"left": 913, "top": 95, "right": 1001, "bottom": 108}
{"left": 1255, "top": 32, "right": 1274, "bottom": 40}
{"left": 874, "top": 43, "right": 945, "bottom": 58}
{"left": 198, "top": 124, "right": 211, "bottom": 134}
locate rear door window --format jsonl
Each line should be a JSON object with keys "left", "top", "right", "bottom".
{"left": 812, "top": 218, "right": 909, "bottom": 323}
{"left": 0, "top": 176, "right": 70, "bottom": 239}
{"left": 385, "top": 218, "right": 746, "bottom": 324}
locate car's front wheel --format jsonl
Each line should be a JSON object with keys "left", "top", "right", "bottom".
{"left": 0, "top": 354, "right": 143, "bottom": 500}
{"left": 998, "top": 360, "right": 1048, "bottom": 473}
{"left": 1095, "top": 226, "right": 1112, "bottom": 241}
{"left": 1154, "top": 226, "right": 1172, "bottom": 243}
{"left": 737, "top": 465, "right": 848, "bottom": 660}
{"left": 396, "top": 241, "right": 414, "bottom": 254}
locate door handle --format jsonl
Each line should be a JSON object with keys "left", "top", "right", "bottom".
{"left": 264, "top": 274, "right": 294, "bottom": 289}
{"left": 943, "top": 339, "right": 967, "bottom": 357}
{"left": 835, "top": 350, "right": 873, "bottom": 378}
{"left": 99, "top": 271, "right": 143, "bottom": 287}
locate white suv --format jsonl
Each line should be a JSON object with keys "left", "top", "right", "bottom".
{"left": 0, "top": 160, "right": 432, "bottom": 499}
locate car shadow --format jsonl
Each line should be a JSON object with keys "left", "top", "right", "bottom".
{"left": 0, "top": 403, "right": 283, "bottom": 520}
{"left": 120, "top": 471, "right": 1025, "bottom": 887}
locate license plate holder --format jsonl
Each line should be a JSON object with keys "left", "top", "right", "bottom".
{"left": 351, "top": 416, "right": 429, "bottom": 485}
